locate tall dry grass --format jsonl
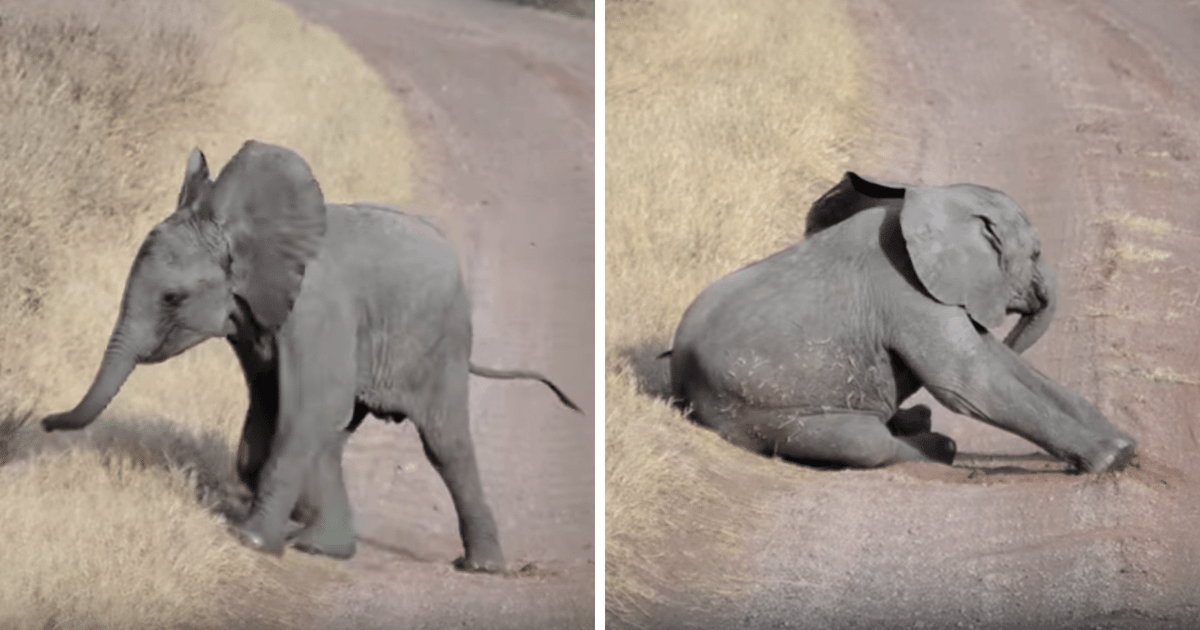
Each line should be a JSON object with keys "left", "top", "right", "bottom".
{"left": 0, "top": 412, "right": 331, "bottom": 630}
{"left": 605, "top": 0, "right": 876, "bottom": 620}
{"left": 1, "top": 0, "right": 420, "bottom": 433}
{"left": 498, "top": 0, "right": 595, "bottom": 19}
{"left": 0, "top": 0, "right": 419, "bottom": 625}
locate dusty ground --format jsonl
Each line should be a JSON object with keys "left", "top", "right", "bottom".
{"left": 610, "top": 0, "right": 1200, "bottom": 628}
{"left": 274, "top": 0, "right": 594, "bottom": 627}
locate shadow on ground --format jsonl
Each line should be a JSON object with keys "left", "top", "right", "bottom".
{"left": 613, "top": 338, "right": 673, "bottom": 401}
{"left": 0, "top": 408, "right": 247, "bottom": 519}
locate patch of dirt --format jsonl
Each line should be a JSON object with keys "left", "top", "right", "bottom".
{"left": 616, "top": 0, "right": 1200, "bottom": 628}
{"left": 273, "top": 0, "right": 594, "bottom": 627}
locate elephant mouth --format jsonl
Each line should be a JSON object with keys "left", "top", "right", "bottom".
{"left": 141, "top": 326, "right": 209, "bottom": 365}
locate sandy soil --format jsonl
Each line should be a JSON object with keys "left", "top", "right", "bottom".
{"left": 614, "top": 1, "right": 1200, "bottom": 628}
{"left": 272, "top": 1, "right": 594, "bottom": 627}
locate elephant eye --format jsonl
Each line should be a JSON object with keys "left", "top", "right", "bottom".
{"left": 979, "top": 218, "right": 1003, "bottom": 259}
{"left": 162, "top": 291, "right": 187, "bottom": 308}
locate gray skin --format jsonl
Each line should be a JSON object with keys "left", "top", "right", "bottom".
{"left": 41, "top": 140, "right": 580, "bottom": 573}
{"left": 668, "top": 172, "right": 1136, "bottom": 473}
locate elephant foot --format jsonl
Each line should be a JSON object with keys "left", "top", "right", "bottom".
{"left": 898, "top": 431, "right": 956, "bottom": 465}
{"left": 887, "top": 405, "right": 932, "bottom": 437}
{"left": 452, "top": 550, "right": 507, "bottom": 574}
{"left": 288, "top": 527, "right": 357, "bottom": 560}
{"left": 229, "top": 523, "right": 285, "bottom": 557}
{"left": 1079, "top": 436, "right": 1137, "bottom": 474}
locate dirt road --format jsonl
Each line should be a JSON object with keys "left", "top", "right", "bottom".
{"left": 851, "top": 1, "right": 1200, "bottom": 626}
{"left": 274, "top": 1, "right": 594, "bottom": 627}
{"left": 616, "top": 1, "right": 1200, "bottom": 628}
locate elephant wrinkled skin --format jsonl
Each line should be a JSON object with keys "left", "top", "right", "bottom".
{"left": 42, "top": 140, "right": 580, "bottom": 572}
{"left": 668, "top": 172, "right": 1135, "bottom": 473}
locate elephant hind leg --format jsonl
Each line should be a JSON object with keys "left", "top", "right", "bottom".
{"left": 414, "top": 374, "right": 505, "bottom": 573}
{"left": 730, "top": 408, "right": 955, "bottom": 468}
{"left": 418, "top": 423, "right": 505, "bottom": 572}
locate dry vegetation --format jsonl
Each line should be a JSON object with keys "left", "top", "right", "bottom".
{"left": 0, "top": 0, "right": 419, "bottom": 625}
{"left": 605, "top": 0, "right": 876, "bottom": 620}
{"left": 496, "top": 0, "right": 595, "bottom": 19}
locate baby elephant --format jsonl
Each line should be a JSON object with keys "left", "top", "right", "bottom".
{"left": 42, "top": 140, "right": 580, "bottom": 572}
{"left": 668, "top": 172, "right": 1135, "bottom": 473}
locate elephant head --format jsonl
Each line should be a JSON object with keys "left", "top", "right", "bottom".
{"left": 807, "top": 171, "right": 1056, "bottom": 355}
{"left": 43, "top": 141, "right": 327, "bottom": 431}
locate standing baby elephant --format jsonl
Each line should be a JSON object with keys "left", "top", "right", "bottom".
{"left": 42, "top": 140, "right": 580, "bottom": 572}
{"left": 669, "top": 172, "right": 1135, "bottom": 473}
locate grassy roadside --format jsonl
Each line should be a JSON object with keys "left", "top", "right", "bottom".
{"left": 605, "top": 0, "right": 874, "bottom": 620}
{"left": 0, "top": 0, "right": 418, "bottom": 625}
{"left": 497, "top": 0, "right": 595, "bottom": 19}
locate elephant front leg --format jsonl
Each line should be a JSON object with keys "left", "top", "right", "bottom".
{"left": 231, "top": 369, "right": 350, "bottom": 554}
{"left": 233, "top": 345, "right": 280, "bottom": 503}
{"left": 289, "top": 405, "right": 367, "bottom": 559}
{"left": 236, "top": 392, "right": 277, "bottom": 502}
{"left": 231, "top": 432, "right": 320, "bottom": 556}
{"left": 289, "top": 432, "right": 356, "bottom": 559}
{"left": 897, "top": 321, "right": 1135, "bottom": 473}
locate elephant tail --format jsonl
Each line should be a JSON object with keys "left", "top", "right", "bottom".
{"left": 468, "top": 363, "right": 583, "bottom": 414}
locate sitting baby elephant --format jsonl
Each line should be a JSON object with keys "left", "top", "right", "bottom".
{"left": 42, "top": 140, "right": 580, "bottom": 573}
{"left": 668, "top": 172, "right": 1135, "bottom": 473}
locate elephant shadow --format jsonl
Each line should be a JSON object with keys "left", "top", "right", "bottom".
{"left": 0, "top": 407, "right": 249, "bottom": 517}
{"left": 613, "top": 338, "right": 675, "bottom": 403}
{"left": 0, "top": 409, "right": 496, "bottom": 561}
{"left": 3, "top": 409, "right": 273, "bottom": 530}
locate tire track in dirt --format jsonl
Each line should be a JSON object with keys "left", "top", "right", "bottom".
{"left": 274, "top": 0, "right": 593, "bottom": 627}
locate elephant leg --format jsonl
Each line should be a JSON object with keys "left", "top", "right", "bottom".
{"left": 231, "top": 425, "right": 322, "bottom": 556}
{"left": 232, "top": 331, "right": 356, "bottom": 556}
{"left": 729, "top": 408, "right": 956, "bottom": 468}
{"left": 415, "top": 366, "right": 505, "bottom": 573}
{"left": 236, "top": 389, "right": 277, "bottom": 499}
{"left": 291, "top": 401, "right": 367, "bottom": 527}
{"left": 886, "top": 404, "right": 932, "bottom": 436}
{"left": 895, "top": 315, "right": 1135, "bottom": 473}
{"left": 290, "top": 431, "right": 356, "bottom": 559}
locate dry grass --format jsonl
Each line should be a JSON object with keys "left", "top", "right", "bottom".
{"left": 495, "top": 0, "right": 595, "bottom": 19}
{"left": 605, "top": 0, "right": 874, "bottom": 620}
{"left": 1104, "top": 365, "right": 1200, "bottom": 385}
{"left": 0, "top": 0, "right": 418, "bottom": 625}
{"left": 1111, "top": 243, "right": 1171, "bottom": 263}
{"left": 1101, "top": 211, "right": 1175, "bottom": 239}
{"left": 0, "top": 0, "right": 227, "bottom": 423}
{"left": 0, "top": 0, "right": 421, "bottom": 433}
{"left": 0, "top": 411, "right": 332, "bottom": 630}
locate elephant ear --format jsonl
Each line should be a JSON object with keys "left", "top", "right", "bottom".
{"left": 208, "top": 140, "right": 327, "bottom": 332}
{"left": 806, "top": 171, "right": 905, "bottom": 236}
{"left": 899, "top": 185, "right": 1011, "bottom": 329}
{"left": 177, "top": 148, "right": 212, "bottom": 211}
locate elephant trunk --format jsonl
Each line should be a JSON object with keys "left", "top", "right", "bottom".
{"left": 1003, "top": 258, "right": 1057, "bottom": 355}
{"left": 42, "top": 331, "right": 139, "bottom": 432}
